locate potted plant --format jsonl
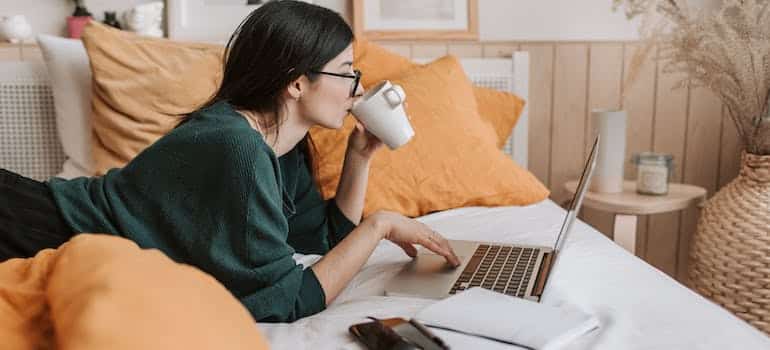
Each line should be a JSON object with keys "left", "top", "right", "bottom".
{"left": 67, "top": 0, "right": 92, "bottom": 38}
{"left": 614, "top": 0, "right": 770, "bottom": 334}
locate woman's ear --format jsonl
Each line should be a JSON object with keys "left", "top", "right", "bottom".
{"left": 286, "top": 76, "right": 307, "bottom": 101}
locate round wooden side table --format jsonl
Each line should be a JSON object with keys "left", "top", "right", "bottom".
{"left": 563, "top": 180, "right": 707, "bottom": 254}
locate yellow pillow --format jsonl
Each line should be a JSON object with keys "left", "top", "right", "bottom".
{"left": 0, "top": 234, "right": 269, "bottom": 350}
{"left": 475, "top": 88, "right": 526, "bottom": 149}
{"left": 47, "top": 235, "right": 270, "bottom": 350}
{"left": 309, "top": 56, "right": 549, "bottom": 218}
{"left": 353, "top": 38, "right": 525, "bottom": 149}
{"left": 81, "top": 22, "right": 224, "bottom": 175}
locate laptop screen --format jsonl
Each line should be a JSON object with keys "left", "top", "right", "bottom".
{"left": 551, "top": 135, "right": 600, "bottom": 252}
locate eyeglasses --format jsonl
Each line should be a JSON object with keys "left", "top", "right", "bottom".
{"left": 309, "top": 69, "right": 362, "bottom": 97}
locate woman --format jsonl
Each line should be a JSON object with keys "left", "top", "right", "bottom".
{"left": 0, "top": 0, "right": 459, "bottom": 322}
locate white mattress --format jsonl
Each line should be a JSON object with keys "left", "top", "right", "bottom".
{"left": 259, "top": 200, "right": 770, "bottom": 349}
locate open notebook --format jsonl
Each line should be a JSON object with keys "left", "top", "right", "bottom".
{"left": 415, "top": 288, "right": 600, "bottom": 350}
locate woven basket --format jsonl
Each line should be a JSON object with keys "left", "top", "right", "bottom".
{"left": 689, "top": 151, "right": 770, "bottom": 334}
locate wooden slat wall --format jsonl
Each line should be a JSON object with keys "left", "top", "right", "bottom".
{"left": 622, "top": 43, "right": 657, "bottom": 257}
{"left": 679, "top": 86, "right": 724, "bottom": 282}
{"left": 382, "top": 40, "right": 740, "bottom": 283}
{"left": 584, "top": 43, "right": 624, "bottom": 243}
{"left": 0, "top": 43, "right": 22, "bottom": 61}
{"left": 550, "top": 44, "right": 589, "bottom": 204}
{"left": 21, "top": 45, "right": 43, "bottom": 62}
{"left": 0, "top": 40, "right": 741, "bottom": 283}
{"left": 0, "top": 43, "right": 42, "bottom": 61}
{"left": 648, "top": 46, "right": 689, "bottom": 276}
{"left": 520, "top": 44, "right": 554, "bottom": 189}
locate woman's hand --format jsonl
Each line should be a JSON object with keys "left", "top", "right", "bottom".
{"left": 369, "top": 211, "right": 461, "bottom": 267}
{"left": 346, "top": 121, "right": 384, "bottom": 160}
{"left": 312, "top": 209, "right": 459, "bottom": 305}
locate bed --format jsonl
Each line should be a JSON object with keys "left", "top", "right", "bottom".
{"left": 266, "top": 202, "right": 770, "bottom": 349}
{"left": 1, "top": 52, "right": 768, "bottom": 349}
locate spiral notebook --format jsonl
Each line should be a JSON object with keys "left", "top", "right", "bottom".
{"left": 415, "top": 287, "right": 601, "bottom": 350}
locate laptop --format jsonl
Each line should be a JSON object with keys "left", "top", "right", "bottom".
{"left": 384, "top": 135, "right": 600, "bottom": 301}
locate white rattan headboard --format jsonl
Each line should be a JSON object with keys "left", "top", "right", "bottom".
{"left": 0, "top": 62, "right": 66, "bottom": 181}
{"left": 414, "top": 53, "right": 530, "bottom": 168}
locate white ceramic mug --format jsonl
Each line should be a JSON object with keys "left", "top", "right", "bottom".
{"left": 351, "top": 80, "right": 414, "bottom": 150}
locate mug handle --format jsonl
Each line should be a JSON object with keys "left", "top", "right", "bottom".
{"left": 384, "top": 85, "right": 404, "bottom": 108}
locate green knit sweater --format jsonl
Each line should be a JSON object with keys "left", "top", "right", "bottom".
{"left": 47, "top": 101, "right": 356, "bottom": 322}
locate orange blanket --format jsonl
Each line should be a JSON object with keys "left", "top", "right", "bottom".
{"left": 0, "top": 234, "right": 269, "bottom": 350}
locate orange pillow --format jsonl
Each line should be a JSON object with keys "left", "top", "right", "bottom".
{"left": 475, "top": 88, "right": 526, "bottom": 149}
{"left": 0, "top": 249, "right": 57, "bottom": 350}
{"left": 353, "top": 38, "right": 414, "bottom": 88}
{"left": 309, "top": 56, "right": 549, "bottom": 218}
{"left": 46, "top": 235, "right": 269, "bottom": 350}
{"left": 353, "top": 38, "right": 525, "bottom": 149}
{"left": 81, "top": 22, "right": 224, "bottom": 175}
{"left": 0, "top": 234, "right": 269, "bottom": 350}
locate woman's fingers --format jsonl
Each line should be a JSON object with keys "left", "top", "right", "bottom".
{"left": 420, "top": 238, "right": 445, "bottom": 259}
{"left": 397, "top": 242, "right": 418, "bottom": 257}
{"left": 430, "top": 232, "right": 461, "bottom": 266}
{"left": 382, "top": 214, "right": 461, "bottom": 266}
{"left": 420, "top": 232, "right": 461, "bottom": 267}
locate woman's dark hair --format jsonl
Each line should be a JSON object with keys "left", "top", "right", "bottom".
{"left": 182, "top": 0, "right": 354, "bottom": 181}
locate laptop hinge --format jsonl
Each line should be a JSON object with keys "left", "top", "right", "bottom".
{"left": 532, "top": 251, "right": 554, "bottom": 297}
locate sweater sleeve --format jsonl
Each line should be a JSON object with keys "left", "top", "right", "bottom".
{"left": 199, "top": 142, "right": 326, "bottom": 322}
{"left": 286, "top": 154, "right": 357, "bottom": 255}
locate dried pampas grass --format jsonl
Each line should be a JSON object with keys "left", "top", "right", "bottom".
{"left": 614, "top": 0, "right": 770, "bottom": 155}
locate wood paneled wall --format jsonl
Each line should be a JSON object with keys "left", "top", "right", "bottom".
{"left": 0, "top": 42, "right": 42, "bottom": 61}
{"left": 0, "top": 40, "right": 741, "bottom": 283}
{"left": 379, "top": 40, "right": 741, "bottom": 284}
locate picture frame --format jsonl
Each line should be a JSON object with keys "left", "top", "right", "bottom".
{"left": 353, "top": 0, "right": 478, "bottom": 41}
{"left": 166, "top": 0, "right": 314, "bottom": 43}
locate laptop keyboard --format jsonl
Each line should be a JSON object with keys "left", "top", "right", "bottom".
{"left": 449, "top": 244, "right": 540, "bottom": 298}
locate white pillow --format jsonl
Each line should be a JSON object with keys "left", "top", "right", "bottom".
{"left": 37, "top": 34, "right": 93, "bottom": 178}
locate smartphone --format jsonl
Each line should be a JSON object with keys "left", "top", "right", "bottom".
{"left": 349, "top": 318, "right": 421, "bottom": 350}
{"left": 350, "top": 317, "right": 449, "bottom": 350}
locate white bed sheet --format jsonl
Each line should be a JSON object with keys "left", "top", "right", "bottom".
{"left": 259, "top": 200, "right": 770, "bottom": 349}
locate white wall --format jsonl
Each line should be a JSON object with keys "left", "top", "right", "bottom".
{"left": 478, "top": 0, "right": 641, "bottom": 41}
{"left": 336, "top": 0, "right": 641, "bottom": 41}
{"left": 167, "top": 0, "right": 641, "bottom": 43}
{"left": 0, "top": 0, "right": 158, "bottom": 38}
{"left": 166, "top": 0, "right": 345, "bottom": 42}
{"left": 0, "top": 0, "right": 640, "bottom": 42}
{"left": 0, "top": 0, "right": 345, "bottom": 41}
{"left": 333, "top": 0, "right": 642, "bottom": 41}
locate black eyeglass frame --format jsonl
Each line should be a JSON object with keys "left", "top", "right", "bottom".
{"left": 309, "top": 69, "right": 362, "bottom": 97}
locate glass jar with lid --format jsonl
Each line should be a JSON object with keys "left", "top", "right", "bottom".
{"left": 631, "top": 152, "right": 674, "bottom": 195}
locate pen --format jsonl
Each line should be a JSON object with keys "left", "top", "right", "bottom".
{"left": 409, "top": 318, "right": 450, "bottom": 350}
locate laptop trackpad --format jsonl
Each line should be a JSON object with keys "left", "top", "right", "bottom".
{"left": 384, "top": 254, "right": 466, "bottom": 299}
{"left": 410, "top": 254, "right": 462, "bottom": 274}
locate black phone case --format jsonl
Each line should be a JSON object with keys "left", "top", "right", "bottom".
{"left": 349, "top": 319, "right": 421, "bottom": 350}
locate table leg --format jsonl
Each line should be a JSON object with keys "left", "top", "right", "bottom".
{"left": 613, "top": 214, "right": 637, "bottom": 254}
